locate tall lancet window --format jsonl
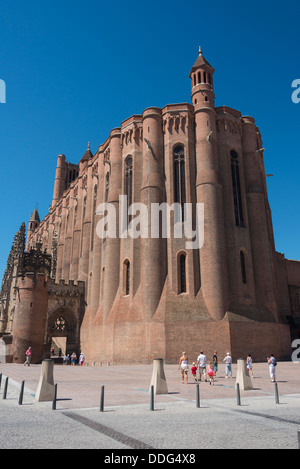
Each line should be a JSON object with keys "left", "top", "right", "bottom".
{"left": 123, "top": 259, "right": 130, "bottom": 296}
{"left": 105, "top": 172, "right": 110, "bottom": 203}
{"left": 230, "top": 150, "right": 244, "bottom": 227}
{"left": 173, "top": 145, "right": 186, "bottom": 221}
{"left": 178, "top": 252, "right": 187, "bottom": 294}
{"left": 91, "top": 185, "right": 98, "bottom": 251}
{"left": 240, "top": 251, "right": 247, "bottom": 284}
{"left": 125, "top": 156, "right": 133, "bottom": 223}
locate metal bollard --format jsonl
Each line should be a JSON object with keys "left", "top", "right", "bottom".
{"left": 196, "top": 383, "right": 200, "bottom": 408}
{"left": 18, "top": 380, "right": 25, "bottom": 405}
{"left": 100, "top": 385, "right": 105, "bottom": 412}
{"left": 52, "top": 383, "right": 57, "bottom": 410}
{"left": 150, "top": 385, "right": 154, "bottom": 411}
{"left": 274, "top": 382, "right": 279, "bottom": 404}
{"left": 2, "top": 377, "right": 8, "bottom": 400}
{"left": 236, "top": 383, "right": 241, "bottom": 406}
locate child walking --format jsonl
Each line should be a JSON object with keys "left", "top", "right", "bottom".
{"left": 207, "top": 362, "right": 215, "bottom": 385}
{"left": 191, "top": 362, "right": 198, "bottom": 382}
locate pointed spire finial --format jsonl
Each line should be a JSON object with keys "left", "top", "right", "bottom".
{"left": 87, "top": 142, "right": 90, "bottom": 150}
{"left": 198, "top": 46, "right": 202, "bottom": 56}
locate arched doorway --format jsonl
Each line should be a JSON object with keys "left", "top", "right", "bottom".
{"left": 46, "top": 306, "right": 80, "bottom": 360}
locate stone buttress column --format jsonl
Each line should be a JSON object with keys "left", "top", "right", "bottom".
{"left": 141, "top": 107, "right": 166, "bottom": 320}
{"left": 102, "top": 129, "right": 122, "bottom": 321}
{"left": 88, "top": 159, "right": 104, "bottom": 315}
{"left": 242, "top": 116, "right": 277, "bottom": 317}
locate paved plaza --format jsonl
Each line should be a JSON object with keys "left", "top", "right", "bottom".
{"left": 0, "top": 360, "right": 300, "bottom": 450}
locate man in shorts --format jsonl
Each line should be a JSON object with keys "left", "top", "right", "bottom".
{"left": 197, "top": 351, "right": 207, "bottom": 382}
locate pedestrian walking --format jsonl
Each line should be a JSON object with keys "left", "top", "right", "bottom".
{"left": 24, "top": 346, "right": 32, "bottom": 366}
{"left": 223, "top": 352, "right": 232, "bottom": 378}
{"left": 268, "top": 354, "right": 277, "bottom": 382}
{"left": 197, "top": 351, "right": 207, "bottom": 382}
{"left": 247, "top": 353, "right": 253, "bottom": 377}
{"left": 178, "top": 352, "right": 189, "bottom": 384}
{"left": 207, "top": 362, "right": 215, "bottom": 385}
{"left": 191, "top": 362, "right": 198, "bottom": 382}
{"left": 71, "top": 352, "right": 77, "bottom": 365}
{"left": 212, "top": 350, "right": 218, "bottom": 376}
{"left": 79, "top": 352, "right": 85, "bottom": 366}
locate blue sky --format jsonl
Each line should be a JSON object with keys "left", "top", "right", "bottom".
{"left": 0, "top": 0, "right": 299, "bottom": 281}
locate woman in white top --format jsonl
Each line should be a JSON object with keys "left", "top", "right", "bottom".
{"left": 178, "top": 352, "right": 189, "bottom": 384}
{"left": 247, "top": 354, "right": 253, "bottom": 377}
{"left": 268, "top": 354, "right": 276, "bottom": 382}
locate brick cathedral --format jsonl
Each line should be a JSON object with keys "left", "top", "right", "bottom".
{"left": 1, "top": 48, "right": 300, "bottom": 364}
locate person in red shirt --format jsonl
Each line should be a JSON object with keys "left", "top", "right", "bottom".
{"left": 24, "top": 347, "right": 32, "bottom": 366}
{"left": 191, "top": 362, "right": 198, "bottom": 382}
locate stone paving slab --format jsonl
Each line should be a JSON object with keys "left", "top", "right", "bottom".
{"left": 0, "top": 361, "right": 299, "bottom": 450}
{"left": 0, "top": 361, "right": 298, "bottom": 409}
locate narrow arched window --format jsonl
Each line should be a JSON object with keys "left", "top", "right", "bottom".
{"left": 101, "top": 267, "right": 105, "bottom": 300}
{"left": 73, "top": 204, "right": 77, "bottom": 227}
{"left": 125, "top": 156, "right": 133, "bottom": 224}
{"left": 123, "top": 259, "right": 130, "bottom": 295}
{"left": 82, "top": 196, "right": 87, "bottom": 221}
{"left": 105, "top": 172, "right": 109, "bottom": 203}
{"left": 240, "top": 251, "right": 247, "bottom": 284}
{"left": 91, "top": 185, "right": 97, "bottom": 250}
{"left": 230, "top": 150, "right": 244, "bottom": 227}
{"left": 178, "top": 253, "right": 187, "bottom": 293}
{"left": 174, "top": 145, "right": 186, "bottom": 221}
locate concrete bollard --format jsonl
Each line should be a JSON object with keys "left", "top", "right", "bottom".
{"left": 196, "top": 384, "right": 200, "bottom": 408}
{"left": 236, "top": 382, "right": 241, "bottom": 406}
{"left": 150, "top": 385, "right": 154, "bottom": 411}
{"left": 2, "top": 377, "right": 8, "bottom": 399}
{"left": 274, "top": 382, "right": 279, "bottom": 404}
{"left": 18, "top": 380, "right": 25, "bottom": 405}
{"left": 235, "top": 359, "right": 253, "bottom": 391}
{"left": 100, "top": 385, "right": 105, "bottom": 412}
{"left": 35, "top": 359, "right": 55, "bottom": 402}
{"left": 52, "top": 383, "right": 57, "bottom": 410}
{"left": 149, "top": 358, "right": 168, "bottom": 395}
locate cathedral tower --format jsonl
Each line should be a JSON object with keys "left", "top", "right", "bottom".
{"left": 190, "top": 47, "right": 229, "bottom": 320}
{"left": 12, "top": 243, "right": 51, "bottom": 364}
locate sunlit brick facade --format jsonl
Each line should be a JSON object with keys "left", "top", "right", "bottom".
{"left": 1, "top": 49, "right": 300, "bottom": 364}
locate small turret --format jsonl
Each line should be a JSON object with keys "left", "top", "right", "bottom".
{"left": 52, "top": 154, "right": 67, "bottom": 207}
{"left": 26, "top": 208, "right": 40, "bottom": 251}
{"left": 79, "top": 142, "right": 93, "bottom": 174}
{"left": 190, "top": 46, "right": 215, "bottom": 110}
